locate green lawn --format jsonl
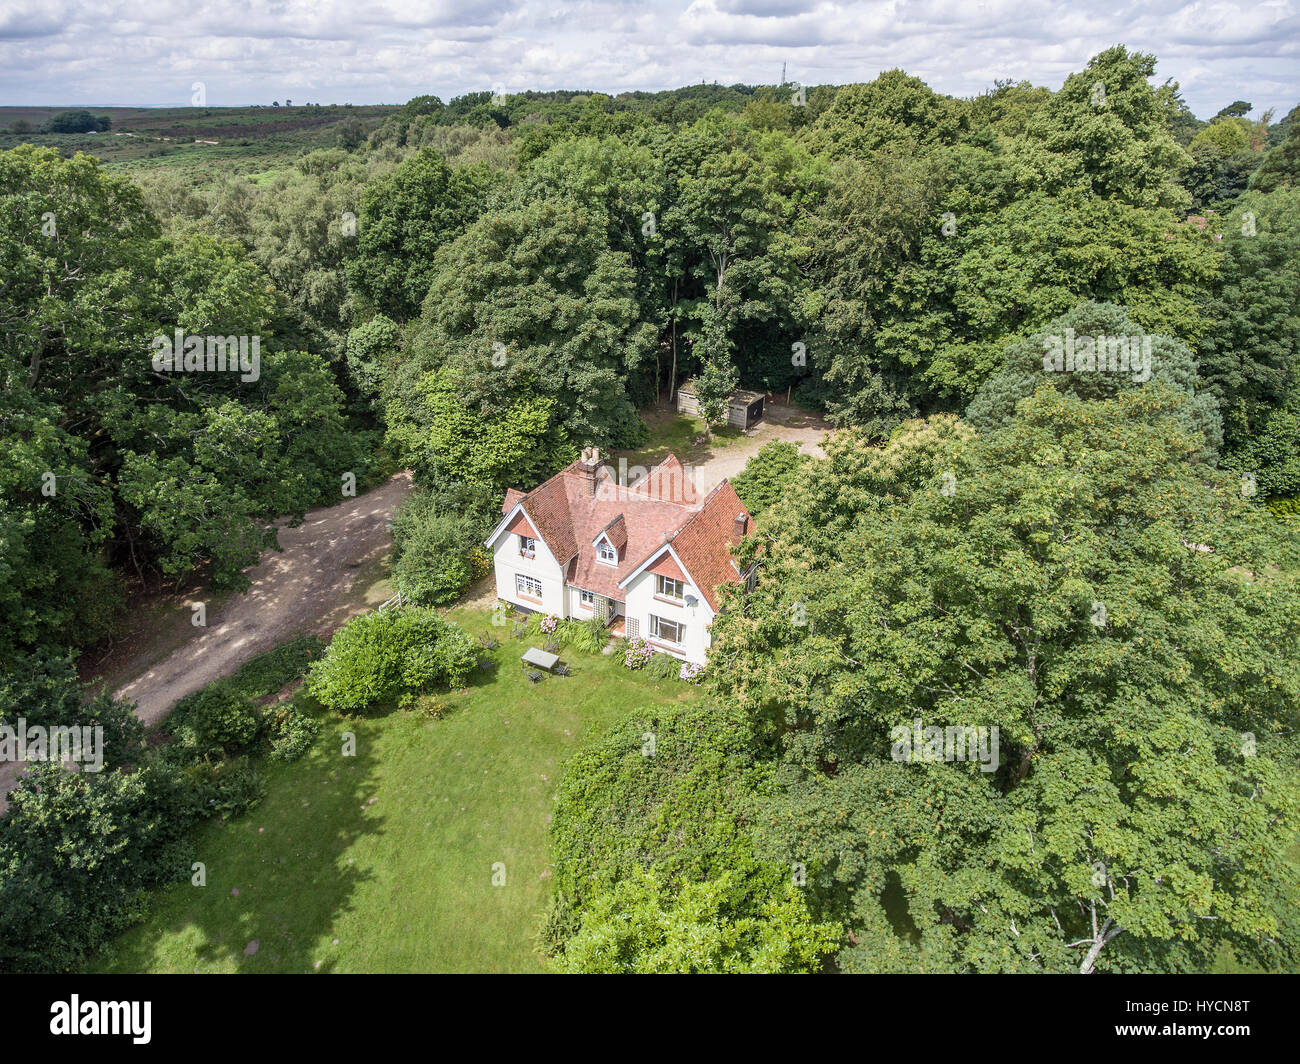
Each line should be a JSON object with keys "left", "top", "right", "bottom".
{"left": 89, "top": 608, "right": 702, "bottom": 973}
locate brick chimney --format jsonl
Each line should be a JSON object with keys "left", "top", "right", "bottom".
{"left": 733, "top": 512, "right": 748, "bottom": 539}
{"left": 575, "top": 446, "right": 601, "bottom": 497}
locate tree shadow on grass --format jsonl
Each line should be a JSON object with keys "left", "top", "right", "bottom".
{"left": 93, "top": 715, "right": 383, "bottom": 974}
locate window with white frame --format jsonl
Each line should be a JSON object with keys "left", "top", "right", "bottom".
{"left": 515, "top": 573, "right": 544, "bottom": 600}
{"left": 580, "top": 589, "right": 596, "bottom": 608}
{"left": 649, "top": 614, "right": 684, "bottom": 645}
{"left": 597, "top": 538, "right": 617, "bottom": 564}
{"left": 655, "top": 574, "right": 684, "bottom": 600}
{"left": 519, "top": 535, "right": 536, "bottom": 557}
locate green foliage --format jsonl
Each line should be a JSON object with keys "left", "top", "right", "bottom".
{"left": 1197, "top": 188, "right": 1300, "bottom": 455}
{"left": 306, "top": 607, "right": 475, "bottom": 711}
{"left": 1251, "top": 117, "right": 1300, "bottom": 193}
{"left": 553, "top": 866, "right": 840, "bottom": 974}
{"left": 1223, "top": 408, "right": 1300, "bottom": 498}
{"left": 966, "top": 301, "right": 1223, "bottom": 462}
{"left": 390, "top": 483, "right": 495, "bottom": 606}
{"left": 810, "top": 69, "right": 966, "bottom": 158}
{"left": 555, "top": 617, "right": 607, "bottom": 654}
{"left": 181, "top": 756, "right": 265, "bottom": 821}
{"left": 0, "top": 652, "right": 144, "bottom": 769}
{"left": 347, "top": 148, "right": 500, "bottom": 319}
{"left": 428, "top": 625, "right": 481, "bottom": 689}
{"left": 166, "top": 681, "right": 262, "bottom": 757}
{"left": 264, "top": 702, "right": 321, "bottom": 762}
{"left": 345, "top": 313, "right": 399, "bottom": 403}
{"left": 44, "top": 110, "right": 110, "bottom": 134}
{"left": 395, "top": 197, "right": 655, "bottom": 482}
{"left": 0, "top": 633, "right": 323, "bottom": 972}
{"left": 693, "top": 352, "right": 738, "bottom": 429}
{"left": 219, "top": 634, "right": 325, "bottom": 701}
{"left": 644, "top": 652, "right": 682, "bottom": 680}
{"left": 731, "top": 440, "right": 808, "bottom": 517}
{"left": 0, "top": 144, "right": 372, "bottom": 649}
{"left": 546, "top": 702, "right": 842, "bottom": 971}
{"left": 710, "top": 390, "right": 1300, "bottom": 973}
{"left": 0, "top": 761, "right": 210, "bottom": 973}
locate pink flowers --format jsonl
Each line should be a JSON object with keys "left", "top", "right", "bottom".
{"left": 679, "top": 661, "right": 704, "bottom": 684}
{"left": 540, "top": 614, "right": 559, "bottom": 633}
{"left": 622, "top": 637, "right": 654, "bottom": 669}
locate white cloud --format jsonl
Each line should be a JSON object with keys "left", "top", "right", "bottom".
{"left": 0, "top": 0, "right": 1295, "bottom": 117}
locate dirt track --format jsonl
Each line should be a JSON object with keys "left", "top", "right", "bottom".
{"left": 689, "top": 398, "right": 830, "bottom": 494}
{"left": 0, "top": 473, "right": 412, "bottom": 811}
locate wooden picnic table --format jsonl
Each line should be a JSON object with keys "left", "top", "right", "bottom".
{"left": 521, "top": 646, "right": 560, "bottom": 672}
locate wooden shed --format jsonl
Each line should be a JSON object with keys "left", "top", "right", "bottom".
{"left": 676, "top": 380, "right": 765, "bottom": 429}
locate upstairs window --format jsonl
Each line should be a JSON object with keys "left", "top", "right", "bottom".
{"left": 597, "top": 539, "right": 617, "bottom": 565}
{"left": 655, "top": 574, "right": 684, "bottom": 600}
{"left": 519, "top": 535, "right": 536, "bottom": 558}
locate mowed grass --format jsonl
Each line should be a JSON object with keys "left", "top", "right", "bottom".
{"left": 89, "top": 608, "right": 702, "bottom": 973}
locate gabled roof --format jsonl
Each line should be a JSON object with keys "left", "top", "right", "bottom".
{"left": 594, "top": 513, "right": 628, "bottom": 552}
{"left": 490, "top": 453, "right": 753, "bottom": 608}
{"left": 618, "top": 480, "right": 752, "bottom": 611}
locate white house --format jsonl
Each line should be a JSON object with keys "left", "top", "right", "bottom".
{"left": 484, "top": 450, "right": 756, "bottom": 664}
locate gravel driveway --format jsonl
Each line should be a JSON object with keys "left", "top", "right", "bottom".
{"left": 1, "top": 472, "right": 413, "bottom": 812}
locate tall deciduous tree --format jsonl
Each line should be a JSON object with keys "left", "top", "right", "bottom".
{"left": 710, "top": 391, "right": 1300, "bottom": 973}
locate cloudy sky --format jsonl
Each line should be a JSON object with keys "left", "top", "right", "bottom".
{"left": 1, "top": 0, "right": 1297, "bottom": 119}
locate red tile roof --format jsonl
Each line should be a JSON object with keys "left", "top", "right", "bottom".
{"left": 500, "top": 454, "right": 752, "bottom": 610}
{"left": 643, "top": 480, "right": 752, "bottom": 611}
{"left": 595, "top": 513, "right": 628, "bottom": 551}
{"left": 647, "top": 552, "right": 687, "bottom": 581}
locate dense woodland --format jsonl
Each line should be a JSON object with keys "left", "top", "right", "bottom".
{"left": 3, "top": 46, "right": 1300, "bottom": 973}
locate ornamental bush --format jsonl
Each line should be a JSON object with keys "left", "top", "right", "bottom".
{"left": 264, "top": 702, "right": 321, "bottom": 762}
{"left": 621, "top": 637, "right": 653, "bottom": 670}
{"left": 166, "top": 680, "right": 262, "bottom": 757}
{"left": 307, "top": 607, "right": 474, "bottom": 711}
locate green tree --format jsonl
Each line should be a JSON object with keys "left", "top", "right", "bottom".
{"left": 731, "top": 440, "right": 809, "bottom": 517}
{"left": 1251, "top": 116, "right": 1300, "bottom": 193}
{"left": 394, "top": 197, "right": 654, "bottom": 482}
{"left": 966, "top": 301, "right": 1223, "bottom": 462}
{"left": 1197, "top": 188, "right": 1300, "bottom": 452}
{"left": 710, "top": 390, "right": 1300, "bottom": 973}
{"left": 347, "top": 148, "right": 500, "bottom": 320}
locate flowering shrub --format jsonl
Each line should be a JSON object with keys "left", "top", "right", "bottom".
{"left": 622, "top": 637, "right": 654, "bottom": 670}
{"left": 540, "top": 614, "right": 559, "bottom": 634}
{"left": 679, "top": 661, "right": 704, "bottom": 684}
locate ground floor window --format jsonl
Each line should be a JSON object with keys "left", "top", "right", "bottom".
{"left": 516, "top": 573, "right": 544, "bottom": 600}
{"left": 649, "top": 614, "right": 684, "bottom": 645}
{"left": 579, "top": 589, "right": 595, "bottom": 607}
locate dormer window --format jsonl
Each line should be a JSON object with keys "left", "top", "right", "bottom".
{"left": 519, "top": 535, "right": 536, "bottom": 559}
{"left": 597, "top": 539, "right": 617, "bottom": 565}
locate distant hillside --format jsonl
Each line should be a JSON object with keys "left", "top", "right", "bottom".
{"left": 0, "top": 104, "right": 399, "bottom": 172}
